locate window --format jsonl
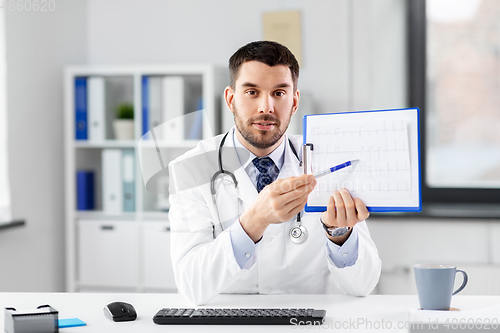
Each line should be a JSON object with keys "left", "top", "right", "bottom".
{"left": 409, "top": 0, "right": 500, "bottom": 203}
{"left": 0, "top": 9, "right": 12, "bottom": 222}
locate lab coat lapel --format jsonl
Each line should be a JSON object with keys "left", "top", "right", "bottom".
{"left": 234, "top": 167, "right": 258, "bottom": 206}
{"left": 277, "top": 135, "right": 303, "bottom": 180}
{"left": 219, "top": 129, "right": 258, "bottom": 206}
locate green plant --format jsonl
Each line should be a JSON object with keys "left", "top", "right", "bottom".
{"left": 116, "top": 102, "right": 134, "bottom": 119}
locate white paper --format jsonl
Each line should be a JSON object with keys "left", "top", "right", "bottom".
{"left": 305, "top": 109, "right": 420, "bottom": 209}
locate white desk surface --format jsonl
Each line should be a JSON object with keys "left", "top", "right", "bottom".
{"left": 1, "top": 293, "right": 500, "bottom": 332}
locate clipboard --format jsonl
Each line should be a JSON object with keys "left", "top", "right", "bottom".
{"left": 303, "top": 108, "right": 421, "bottom": 213}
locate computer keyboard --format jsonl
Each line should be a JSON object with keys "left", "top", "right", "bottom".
{"left": 153, "top": 307, "right": 326, "bottom": 325}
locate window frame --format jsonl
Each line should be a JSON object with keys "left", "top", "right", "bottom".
{"left": 408, "top": 0, "right": 500, "bottom": 204}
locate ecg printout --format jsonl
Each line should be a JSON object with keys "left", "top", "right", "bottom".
{"left": 304, "top": 109, "right": 421, "bottom": 211}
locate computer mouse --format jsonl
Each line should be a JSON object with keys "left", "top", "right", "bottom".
{"left": 104, "top": 301, "right": 137, "bottom": 322}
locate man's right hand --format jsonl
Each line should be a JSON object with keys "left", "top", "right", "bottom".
{"left": 239, "top": 174, "right": 316, "bottom": 242}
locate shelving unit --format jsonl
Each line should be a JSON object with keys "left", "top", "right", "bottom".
{"left": 64, "top": 65, "right": 228, "bottom": 292}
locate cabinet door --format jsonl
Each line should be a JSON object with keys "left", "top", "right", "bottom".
{"left": 142, "top": 221, "right": 177, "bottom": 291}
{"left": 78, "top": 220, "right": 139, "bottom": 287}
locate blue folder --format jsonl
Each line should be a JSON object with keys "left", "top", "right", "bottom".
{"left": 77, "top": 170, "right": 95, "bottom": 210}
{"left": 188, "top": 98, "right": 204, "bottom": 140}
{"left": 142, "top": 76, "right": 149, "bottom": 136}
{"left": 74, "top": 77, "right": 88, "bottom": 140}
{"left": 303, "top": 108, "right": 422, "bottom": 213}
{"left": 122, "top": 149, "right": 135, "bottom": 212}
{"left": 59, "top": 318, "right": 86, "bottom": 328}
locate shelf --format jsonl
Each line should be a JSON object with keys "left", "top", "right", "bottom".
{"left": 65, "top": 64, "right": 227, "bottom": 292}
{"left": 141, "top": 211, "right": 170, "bottom": 221}
{"left": 66, "top": 64, "right": 221, "bottom": 77}
{"left": 138, "top": 139, "right": 199, "bottom": 149}
{"left": 75, "top": 211, "right": 169, "bottom": 221}
{"left": 74, "top": 140, "right": 136, "bottom": 148}
{"left": 76, "top": 211, "right": 137, "bottom": 220}
{"left": 74, "top": 140, "right": 200, "bottom": 149}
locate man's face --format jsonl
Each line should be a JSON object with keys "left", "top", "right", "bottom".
{"left": 225, "top": 61, "right": 299, "bottom": 153}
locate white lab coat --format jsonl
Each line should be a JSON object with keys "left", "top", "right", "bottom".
{"left": 168, "top": 130, "right": 381, "bottom": 305}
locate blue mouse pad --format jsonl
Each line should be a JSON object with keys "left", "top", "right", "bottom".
{"left": 58, "top": 318, "right": 87, "bottom": 328}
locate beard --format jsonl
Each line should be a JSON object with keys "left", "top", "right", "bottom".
{"left": 233, "top": 104, "right": 293, "bottom": 150}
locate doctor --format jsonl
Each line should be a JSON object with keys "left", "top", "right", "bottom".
{"left": 168, "top": 41, "right": 381, "bottom": 305}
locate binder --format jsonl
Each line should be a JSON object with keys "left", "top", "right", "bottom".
{"left": 76, "top": 170, "right": 95, "bottom": 210}
{"left": 141, "top": 76, "right": 149, "bottom": 136}
{"left": 102, "top": 149, "right": 123, "bottom": 214}
{"left": 74, "top": 77, "right": 88, "bottom": 140}
{"left": 88, "top": 77, "right": 106, "bottom": 141}
{"left": 187, "top": 98, "right": 204, "bottom": 140}
{"left": 122, "top": 149, "right": 135, "bottom": 212}
{"left": 148, "top": 77, "right": 163, "bottom": 132}
{"left": 303, "top": 108, "right": 421, "bottom": 213}
{"left": 156, "top": 175, "right": 170, "bottom": 211}
{"left": 161, "top": 76, "right": 185, "bottom": 142}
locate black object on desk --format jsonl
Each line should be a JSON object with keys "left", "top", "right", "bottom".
{"left": 153, "top": 308, "right": 326, "bottom": 325}
{"left": 104, "top": 302, "right": 137, "bottom": 322}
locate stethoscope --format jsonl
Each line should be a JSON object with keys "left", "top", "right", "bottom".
{"left": 210, "top": 130, "right": 308, "bottom": 244}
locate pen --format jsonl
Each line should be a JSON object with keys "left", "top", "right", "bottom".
{"left": 313, "top": 159, "right": 359, "bottom": 179}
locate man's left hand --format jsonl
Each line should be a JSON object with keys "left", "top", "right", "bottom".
{"left": 321, "top": 188, "right": 370, "bottom": 245}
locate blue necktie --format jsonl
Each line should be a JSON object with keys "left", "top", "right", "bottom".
{"left": 252, "top": 157, "right": 279, "bottom": 193}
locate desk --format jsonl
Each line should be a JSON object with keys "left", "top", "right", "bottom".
{"left": 1, "top": 293, "right": 499, "bottom": 332}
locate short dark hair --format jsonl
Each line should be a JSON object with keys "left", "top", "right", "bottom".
{"left": 229, "top": 41, "right": 300, "bottom": 91}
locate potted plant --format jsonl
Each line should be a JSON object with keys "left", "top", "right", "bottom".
{"left": 113, "top": 102, "right": 134, "bottom": 140}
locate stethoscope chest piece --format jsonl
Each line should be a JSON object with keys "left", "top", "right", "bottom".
{"left": 290, "top": 223, "right": 308, "bottom": 244}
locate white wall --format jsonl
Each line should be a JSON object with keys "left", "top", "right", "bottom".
{"left": 351, "top": 0, "right": 407, "bottom": 110}
{"left": 86, "top": 0, "right": 407, "bottom": 116}
{"left": 89, "top": 0, "right": 336, "bottom": 113}
{"left": 1, "top": 1, "right": 87, "bottom": 291}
